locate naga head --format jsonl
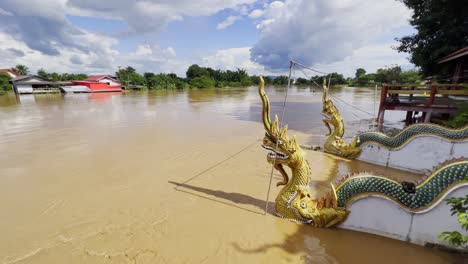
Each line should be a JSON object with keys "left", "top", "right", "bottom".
{"left": 291, "top": 186, "right": 349, "bottom": 227}
{"left": 258, "top": 76, "right": 305, "bottom": 167}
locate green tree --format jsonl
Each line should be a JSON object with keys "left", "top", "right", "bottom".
{"left": 355, "top": 68, "right": 366, "bottom": 79}
{"left": 0, "top": 72, "right": 12, "bottom": 93}
{"left": 395, "top": 0, "right": 468, "bottom": 76}
{"left": 375, "top": 65, "right": 402, "bottom": 83}
{"left": 296, "top": 77, "right": 310, "bottom": 85}
{"left": 189, "top": 76, "right": 215, "bottom": 88}
{"left": 356, "top": 73, "right": 376, "bottom": 86}
{"left": 37, "top": 68, "right": 48, "bottom": 79}
{"left": 400, "top": 70, "right": 422, "bottom": 84}
{"left": 438, "top": 193, "right": 468, "bottom": 248}
{"left": 273, "top": 75, "right": 289, "bottom": 85}
{"left": 186, "top": 64, "right": 210, "bottom": 79}
{"left": 328, "top": 72, "right": 347, "bottom": 85}
{"left": 12, "top": 64, "right": 29, "bottom": 75}
{"left": 116, "top": 66, "right": 145, "bottom": 88}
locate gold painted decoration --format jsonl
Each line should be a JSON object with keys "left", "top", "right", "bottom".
{"left": 321, "top": 80, "right": 361, "bottom": 158}
{"left": 259, "top": 76, "right": 349, "bottom": 227}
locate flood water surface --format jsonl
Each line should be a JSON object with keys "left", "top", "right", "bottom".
{"left": 0, "top": 87, "right": 457, "bottom": 263}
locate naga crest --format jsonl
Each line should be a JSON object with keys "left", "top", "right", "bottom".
{"left": 258, "top": 76, "right": 349, "bottom": 226}
{"left": 321, "top": 79, "right": 361, "bottom": 159}
{"left": 259, "top": 76, "right": 304, "bottom": 168}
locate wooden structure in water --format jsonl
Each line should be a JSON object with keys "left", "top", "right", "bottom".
{"left": 377, "top": 83, "right": 468, "bottom": 130}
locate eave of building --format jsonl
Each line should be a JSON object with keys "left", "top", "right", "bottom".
{"left": 438, "top": 46, "right": 468, "bottom": 64}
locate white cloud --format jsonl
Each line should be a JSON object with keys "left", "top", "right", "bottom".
{"left": 311, "top": 43, "right": 411, "bottom": 77}
{"left": 0, "top": 0, "right": 414, "bottom": 79}
{"left": 248, "top": 9, "right": 264, "bottom": 19}
{"left": 0, "top": 8, "right": 13, "bottom": 16}
{"left": 0, "top": 0, "right": 260, "bottom": 76}
{"left": 68, "top": 0, "right": 257, "bottom": 34}
{"left": 200, "top": 47, "right": 280, "bottom": 76}
{"left": 250, "top": 0, "right": 412, "bottom": 70}
{"left": 217, "top": 16, "right": 240, "bottom": 30}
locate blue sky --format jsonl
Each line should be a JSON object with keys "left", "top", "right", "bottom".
{"left": 0, "top": 0, "right": 414, "bottom": 77}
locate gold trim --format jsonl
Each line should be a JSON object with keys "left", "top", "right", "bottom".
{"left": 358, "top": 133, "right": 468, "bottom": 151}
{"left": 336, "top": 160, "right": 467, "bottom": 192}
{"left": 357, "top": 124, "right": 468, "bottom": 151}
{"left": 416, "top": 160, "right": 467, "bottom": 189}
{"left": 357, "top": 123, "right": 467, "bottom": 142}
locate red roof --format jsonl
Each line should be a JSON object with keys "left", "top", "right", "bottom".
{"left": 84, "top": 75, "right": 118, "bottom": 82}
{"left": 0, "top": 69, "right": 19, "bottom": 77}
{"left": 438, "top": 46, "right": 468, "bottom": 64}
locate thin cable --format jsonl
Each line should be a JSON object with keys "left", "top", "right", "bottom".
{"left": 264, "top": 60, "right": 293, "bottom": 215}
{"left": 332, "top": 97, "right": 363, "bottom": 119}
{"left": 291, "top": 60, "right": 329, "bottom": 75}
{"left": 298, "top": 67, "right": 321, "bottom": 89}
{"left": 329, "top": 94, "right": 375, "bottom": 117}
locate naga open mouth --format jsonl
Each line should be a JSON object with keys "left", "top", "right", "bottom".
{"left": 262, "top": 144, "right": 289, "bottom": 160}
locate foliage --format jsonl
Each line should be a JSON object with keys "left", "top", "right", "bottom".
{"left": 144, "top": 72, "right": 188, "bottom": 89}
{"left": 349, "top": 65, "right": 422, "bottom": 86}
{"left": 189, "top": 76, "right": 215, "bottom": 88}
{"left": 356, "top": 73, "right": 376, "bottom": 86}
{"left": 438, "top": 192, "right": 468, "bottom": 247}
{"left": 273, "top": 75, "right": 289, "bottom": 85}
{"left": 11, "top": 64, "right": 29, "bottom": 75}
{"left": 37, "top": 69, "right": 88, "bottom": 81}
{"left": 400, "top": 70, "right": 422, "bottom": 84}
{"left": 186, "top": 64, "right": 210, "bottom": 79}
{"left": 116, "top": 66, "right": 146, "bottom": 88}
{"left": 0, "top": 72, "right": 12, "bottom": 92}
{"left": 296, "top": 77, "right": 309, "bottom": 85}
{"left": 395, "top": 0, "right": 468, "bottom": 77}
{"left": 444, "top": 105, "right": 468, "bottom": 128}
{"left": 375, "top": 65, "right": 402, "bottom": 83}
{"left": 355, "top": 68, "right": 366, "bottom": 79}
{"left": 186, "top": 64, "right": 252, "bottom": 88}
{"left": 309, "top": 73, "right": 347, "bottom": 86}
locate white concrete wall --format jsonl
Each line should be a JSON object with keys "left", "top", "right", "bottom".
{"left": 15, "top": 84, "right": 33, "bottom": 94}
{"left": 357, "top": 137, "right": 468, "bottom": 174}
{"left": 98, "top": 77, "right": 120, "bottom": 86}
{"left": 339, "top": 185, "right": 468, "bottom": 250}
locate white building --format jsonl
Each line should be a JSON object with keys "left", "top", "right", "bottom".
{"left": 12, "top": 75, "right": 70, "bottom": 94}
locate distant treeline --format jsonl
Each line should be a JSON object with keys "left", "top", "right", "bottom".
{"left": 0, "top": 64, "right": 423, "bottom": 94}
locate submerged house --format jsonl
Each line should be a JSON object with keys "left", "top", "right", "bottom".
{"left": 62, "top": 75, "right": 122, "bottom": 93}
{"left": 12, "top": 75, "right": 71, "bottom": 94}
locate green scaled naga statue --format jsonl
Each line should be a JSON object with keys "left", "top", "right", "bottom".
{"left": 258, "top": 76, "right": 349, "bottom": 227}
{"left": 321, "top": 80, "right": 361, "bottom": 158}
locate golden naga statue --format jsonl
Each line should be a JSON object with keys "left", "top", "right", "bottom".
{"left": 321, "top": 80, "right": 361, "bottom": 158}
{"left": 259, "top": 76, "right": 349, "bottom": 227}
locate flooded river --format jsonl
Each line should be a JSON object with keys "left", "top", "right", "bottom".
{"left": 0, "top": 87, "right": 458, "bottom": 263}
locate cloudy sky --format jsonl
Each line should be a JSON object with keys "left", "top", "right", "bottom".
{"left": 0, "top": 0, "right": 414, "bottom": 77}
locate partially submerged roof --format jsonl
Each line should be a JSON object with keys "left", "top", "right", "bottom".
{"left": 84, "top": 75, "right": 120, "bottom": 83}
{"left": 11, "top": 75, "right": 63, "bottom": 85}
{"left": 0, "top": 69, "right": 19, "bottom": 77}
{"left": 438, "top": 46, "right": 468, "bottom": 64}
{"left": 12, "top": 75, "right": 48, "bottom": 82}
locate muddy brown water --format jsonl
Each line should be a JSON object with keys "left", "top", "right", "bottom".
{"left": 0, "top": 87, "right": 458, "bottom": 263}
